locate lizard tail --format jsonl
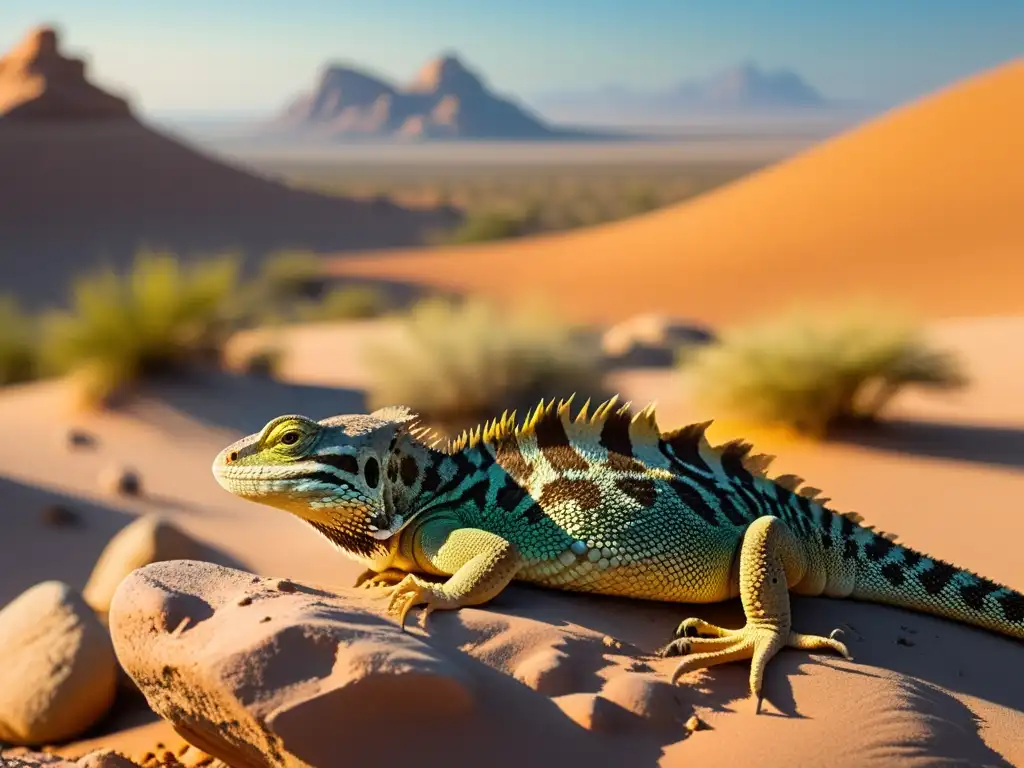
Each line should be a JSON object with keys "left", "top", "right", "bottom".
{"left": 849, "top": 540, "right": 1024, "bottom": 640}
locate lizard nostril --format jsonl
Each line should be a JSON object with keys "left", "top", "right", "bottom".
{"left": 228, "top": 451, "right": 238, "bottom": 463}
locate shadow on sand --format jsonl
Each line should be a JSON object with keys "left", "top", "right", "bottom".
{"left": 137, "top": 369, "right": 368, "bottom": 434}
{"left": 835, "top": 418, "right": 1024, "bottom": 471}
{"left": 0, "top": 474, "right": 247, "bottom": 607}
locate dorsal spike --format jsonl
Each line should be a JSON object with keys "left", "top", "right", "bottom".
{"left": 742, "top": 453, "right": 775, "bottom": 476}
{"left": 557, "top": 394, "right": 577, "bottom": 423}
{"left": 798, "top": 486, "right": 823, "bottom": 499}
{"left": 574, "top": 398, "right": 592, "bottom": 423}
{"left": 629, "top": 403, "right": 661, "bottom": 444}
{"left": 774, "top": 474, "right": 804, "bottom": 491}
{"left": 881, "top": 531, "right": 899, "bottom": 542}
{"left": 661, "top": 419, "right": 714, "bottom": 443}
{"left": 841, "top": 511, "right": 864, "bottom": 524}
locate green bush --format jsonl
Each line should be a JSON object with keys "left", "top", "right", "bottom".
{"left": 294, "top": 285, "right": 389, "bottom": 323}
{"left": 39, "top": 251, "right": 241, "bottom": 405}
{"left": 0, "top": 296, "right": 37, "bottom": 386}
{"left": 361, "top": 296, "right": 610, "bottom": 435}
{"left": 445, "top": 210, "right": 526, "bottom": 244}
{"left": 684, "top": 305, "right": 968, "bottom": 438}
{"left": 257, "top": 250, "right": 325, "bottom": 300}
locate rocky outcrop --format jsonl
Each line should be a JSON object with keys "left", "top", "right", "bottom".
{"left": 109, "top": 560, "right": 689, "bottom": 768}
{"left": 0, "top": 581, "right": 118, "bottom": 745}
{"left": 0, "top": 26, "right": 131, "bottom": 121}
{"left": 274, "top": 53, "right": 565, "bottom": 140}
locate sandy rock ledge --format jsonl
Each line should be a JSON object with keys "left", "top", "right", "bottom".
{"left": 108, "top": 560, "right": 668, "bottom": 768}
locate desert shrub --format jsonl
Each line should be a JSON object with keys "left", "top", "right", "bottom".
{"left": 445, "top": 209, "right": 525, "bottom": 244}
{"left": 361, "top": 296, "right": 610, "bottom": 435}
{"left": 257, "top": 250, "right": 325, "bottom": 300}
{"left": 39, "top": 251, "right": 241, "bottom": 405}
{"left": 684, "top": 305, "right": 968, "bottom": 438}
{"left": 0, "top": 296, "right": 38, "bottom": 385}
{"left": 294, "top": 285, "right": 389, "bottom": 322}
{"left": 623, "top": 185, "right": 660, "bottom": 215}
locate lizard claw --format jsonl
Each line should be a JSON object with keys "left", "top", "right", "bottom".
{"left": 385, "top": 574, "right": 457, "bottom": 630}
{"left": 662, "top": 617, "right": 852, "bottom": 712}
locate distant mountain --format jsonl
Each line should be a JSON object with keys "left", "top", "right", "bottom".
{"left": 532, "top": 62, "right": 830, "bottom": 124}
{"left": 0, "top": 25, "right": 457, "bottom": 309}
{"left": 270, "top": 53, "right": 595, "bottom": 141}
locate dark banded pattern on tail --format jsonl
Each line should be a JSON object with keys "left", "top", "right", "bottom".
{"left": 656, "top": 408, "right": 1024, "bottom": 640}
{"left": 849, "top": 540, "right": 1024, "bottom": 639}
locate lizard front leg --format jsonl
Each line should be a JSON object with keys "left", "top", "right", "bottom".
{"left": 661, "top": 515, "right": 851, "bottom": 712}
{"left": 382, "top": 517, "right": 521, "bottom": 629}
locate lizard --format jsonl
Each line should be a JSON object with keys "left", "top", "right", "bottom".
{"left": 211, "top": 395, "right": 1024, "bottom": 710}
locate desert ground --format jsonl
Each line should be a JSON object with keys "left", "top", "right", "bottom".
{"left": 1, "top": 25, "right": 1022, "bottom": 768}
{"left": 2, "top": 313, "right": 1023, "bottom": 767}
{"left": 323, "top": 59, "right": 1024, "bottom": 327}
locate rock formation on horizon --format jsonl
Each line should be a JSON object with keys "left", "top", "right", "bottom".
{"left": 532, "top": 61, "right": 829, "bottom": 124}
{"left": 0, "top": 25, "right": 132, "bottom": 121}
{"left": 274, "top": 52, "right": 568, "bottom": 140}
{"left": 0, "top": 25, "right": 459, "bottom": 310}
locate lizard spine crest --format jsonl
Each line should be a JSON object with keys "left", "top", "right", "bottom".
{"left": 440, "top": 394, "right": 898, "bottom": 542}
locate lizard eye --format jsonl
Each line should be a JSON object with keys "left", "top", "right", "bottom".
{"left": 364, "top": 457, "right": 380, "bottom": 489}
{"left": 280, "top": 431, "right": 300, "bottom": 446}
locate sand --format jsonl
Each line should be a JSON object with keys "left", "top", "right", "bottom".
{"left": 325, "top": 58, "right": 1024, "bottom": 327}
{"left": 1, "top": 313, "right": 1021, "bottom": 765}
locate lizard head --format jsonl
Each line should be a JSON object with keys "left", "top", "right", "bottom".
{"left": 211, "top": 405, "right": 420, "bottom": 556}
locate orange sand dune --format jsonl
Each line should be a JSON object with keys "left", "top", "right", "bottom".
{"left": 328, "top": 59, "right": 1024, "bottom": 326}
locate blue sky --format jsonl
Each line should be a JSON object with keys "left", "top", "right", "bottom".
{"left": 2, "top": 1, "right": 1021, "bottom": 114}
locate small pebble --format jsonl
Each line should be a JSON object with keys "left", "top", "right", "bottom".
{"left": 260, "top": 616, "right": 271, "bottom": 623}
{"left": 236, "top": 595, "right": 253, "bottom": 607}
{"left": 271, "top": 579, "right": 296, "bottom": 593}
{"left": 685, "top": 714, "right": 704, "bottom": 732}
{"left": 40, "top": 503, "right": 80, "bottom": 527}
{"left": 602, "top": 635, "right": 623, "bottom": 650}
{"left": 65, "top": 428, "right": 97, "bottom": 450}
{"left": 98, "top": 465, "right": 143, "bottom": 497}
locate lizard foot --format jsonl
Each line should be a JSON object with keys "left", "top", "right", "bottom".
{"left": 661, "top": 620, "right": 851, "bottom": 712}
{"left": 353, "top": 568, "right": 408, "bottom": 590}
{"left": 383, "top": 574, "right": 461, "bottom": 630}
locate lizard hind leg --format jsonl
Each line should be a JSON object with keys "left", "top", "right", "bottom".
{"left": 660, "top": 515, "right": 852, "bottom": 712}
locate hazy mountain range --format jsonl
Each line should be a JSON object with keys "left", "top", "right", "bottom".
{"left": 265, "top": 53, "right": 603, "bottom": 141}
{"left": 530, "top": 62, "right": 849, "bottom": 126}
{"left": 152, "top": 57, "right": 871, "bottom": 142}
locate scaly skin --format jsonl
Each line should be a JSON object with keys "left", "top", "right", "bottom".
{"left": 211, "top": 396, "right": 1024, "bottom": 711}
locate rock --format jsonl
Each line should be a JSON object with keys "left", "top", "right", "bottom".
{"left": 64, "top": 428, "right": 97, "bottom": 450}
{"left": 271, "top": 53, "right": 563, "bottom": 140}
{"left": 82, "top": 515, "right": 207, "bottom": 618}
{"left": 74, "top": 751, "right": 140, "bottom": 768}
{"left": 685, "top": 713, "right": 705, "bottom": 732}
{"left": 602, "top": 313, "right": 717, "bottom": 369}
{"left": 109, "top": 561, "right": 476, "bottom": 768}
{"left": 0, "top": 26, "right": 132, "bottom": 121}
{"left": 97, "top": 465, "right": 142, "bottom": 497}
{"left": 0, "top": 752, "right": 74, "bottom": 767}
{"left": 108, "top": 561, "right": 616, "bottom": 768}
{"left": 0, "top": 581, "right": 118, "bottom": 745}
